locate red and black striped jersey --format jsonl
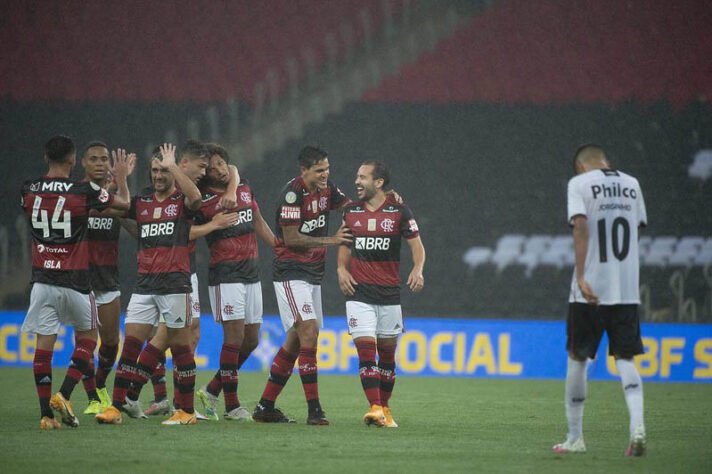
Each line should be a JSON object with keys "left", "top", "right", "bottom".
{"left": 273, "top": 176, "right": 347, "bottom": 284}
{"left": 194, "top": 182, "right": 260, "bottom": 285}
{"left": 87, "top": 213, "right": 120, "bottom": 291}
{"left": 21, "top": 176, "right": 114, "bottom": 294}
{"left": 143, "top": 184, "right": 197, "bottom": 275}
{"left": 342, "top": 200, "right": 419, "bottom": 305}
{"left": 127, "top": 189, "right": 193, "bottom": 295}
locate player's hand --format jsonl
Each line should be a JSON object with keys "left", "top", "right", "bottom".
{"left": 211, "top": 211, "right": 238, "bottom": 229}
{"left": 220, "top": 191, "right": 237, "bottom": 210}
{"left": 110, "top": 148, "right": 129, "bottom": 180}
{"left": 127, "top": 153, "right": 137, "bottom": 176}
{"left": 331, "top": 223, "right": 353, "bottom": 246}
{"left": 385, "top": 189, "right": 403, "bottom": 204}
{"left": 407, "top": 268, "right": 424, "bottom": 292}
{"left": 577, "top": 278, "right": 599, "bottom": 305}
{"left": 337, "top": 267, "right": 358, "bottom": 296}
{"left": 159, "top": 143, "right": 177, "bottom": 168}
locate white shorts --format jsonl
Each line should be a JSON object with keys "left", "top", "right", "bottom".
{"left": 94, "top": 290, "right": 121, "bottom": 306}
{"left": 209, "top": 282, "right": 263, "bottom": 325}
{"left": 22, "top": 283, "right": 97, "bottom": 335}
{"left": 346, "top": 301, "right": 403, "bottom": 339}
{"left": 273, "top": 280, "right": 323, "bottom": 332}
{"left": 126, "top": 293, "right": 192, "bottom": 329}
{"left": 190, "top": 273, "right": 201, "bottom": 322}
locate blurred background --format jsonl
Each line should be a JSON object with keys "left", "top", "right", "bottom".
{"left": 2, "top": 0, "right": 711, "bottom": 323}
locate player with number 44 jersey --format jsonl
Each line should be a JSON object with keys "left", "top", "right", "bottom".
{"left": 20, "top": 136, "right": 130, "bottom": 430}
{"left": 554, "top": 144, "right": 648, "bottom": 457}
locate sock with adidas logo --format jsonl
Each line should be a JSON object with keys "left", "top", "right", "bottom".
{"left": 33, "top": 349, "right": 54, "bottom": 418}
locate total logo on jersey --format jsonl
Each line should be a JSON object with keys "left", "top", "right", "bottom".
{"left": 36, "top": 244, "right": 69, "bottom": 254}
{"left": 355, "top": 236, "right": 391, "bottom": 250}
{"left": 591, "top": 182, "right": 638, "bottom": 199}
{"left": 141, "top": 221, "right": 175, "bottom": 238}
{"left": 301, "top": 214, "right": 326, "bottom": 233}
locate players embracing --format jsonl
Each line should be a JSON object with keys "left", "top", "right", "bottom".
{"left": 193, "top": 143, "right": 276, "bottom": 421}
{"left": 337, "top": 160, "right": 425, "bottom": 428}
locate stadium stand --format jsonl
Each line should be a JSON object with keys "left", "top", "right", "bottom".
{"left": 363, "top": 0, "right": 712, "bottom": 107}
{"left": 1, "top": 0, "right": 398, "bottom": 102}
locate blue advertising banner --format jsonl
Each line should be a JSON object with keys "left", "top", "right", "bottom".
{"left": 1, "top": 311, "right": 710, "bottom": 382}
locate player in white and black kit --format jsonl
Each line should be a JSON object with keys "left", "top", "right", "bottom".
{"left": 553, "top": 144, "right": 648, "bottom": 456}
{"left": 21, "top": 136, "right": 130, "bottom": 429}
{"left": 337, "top": 161, "right": 425, "bottom": 428}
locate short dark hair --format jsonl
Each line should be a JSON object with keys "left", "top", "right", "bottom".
{"left": 82, "top": 140, "right": 108, "bottom": 158}
{"left": 205, "top": 143, "right": 230, "bottom": 164}
{"left": 573, "top": 143, "right": 605, "bottom": 173}
{"left": 45, "top": 135, "right": 75, "bottom": 163}
{"left": 180, "top": 139, "right": 208, "bottom": 161}
{"left": 362, "top": 160, "right": 390, "bottom": 188}
{"left": 298, "top": 145, "right": 328, "bottom": 169}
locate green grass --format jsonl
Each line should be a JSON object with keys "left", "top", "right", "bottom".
{"left": 0, "top": 368, "right": 710, "bottom": 473}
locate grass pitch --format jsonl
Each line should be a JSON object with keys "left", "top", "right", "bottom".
{"left": 0, "top": 368, "right": 710, "bottom": 473}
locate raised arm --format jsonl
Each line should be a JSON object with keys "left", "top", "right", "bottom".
{"left": 107, "top": 148, "right": 131, "bottom": 211}
{"left": 282, "top": 222, "right": 352, "bottom": 250}
{"left": 253, "top": 206, "right": 276, "bottom": 247}
{"left": 160, "top": 143, "right": 202, "bottom": 210}
{"left": 406, "top": 236, "right": 425, "bottom": 292}
{"left": 337, "top": 243, "right": 357, "bottom": 296}
{"left": 572, "top": 215, "right": 598, "bottom": 305}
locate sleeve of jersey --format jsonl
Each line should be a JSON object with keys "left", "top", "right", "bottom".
{"left": 329, "top": 182, "right": 348, "bottom": 209}
{"left": 278, "top": 190, "right": 303, "bottom": 226}
{"left": 636, "top": 180, "right": 648, "bottom": 227}
{"left": 400, "top": 206, "right": 420, "bottom": 239}
{"left": 86, "top": 182, "right": 114, "bottom": 211}
{"left": 566, "top": 178, "right": 586, "bottom": 226}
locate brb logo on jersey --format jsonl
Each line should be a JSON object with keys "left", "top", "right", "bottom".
{"left": 141, "top": 222, "right": 175, "bottom": 238}
{"left": 301, "top": 214, "right": 326, "bottom": 233}
{"left": 88, "top": 217, "right": 114, "bottom": 230}
{"left": 355, "top": 236, "right": 391, "bottom": 250}
{"left": 235, "top": 208, "right": 253, "bottom": 226}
